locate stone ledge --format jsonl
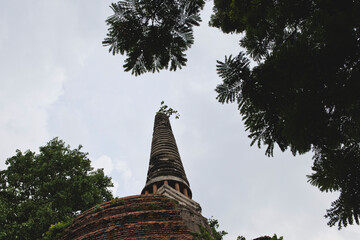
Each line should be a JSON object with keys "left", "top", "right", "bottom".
{"left": 156, "top": 184, "right": 201, "bottom": 213}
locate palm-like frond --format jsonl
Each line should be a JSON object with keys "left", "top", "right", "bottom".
{"left": 215, "top": 53, "right": 251, "bottom": 104}
{"left": 103, "top": 0, "right": 205, "bottom": 75}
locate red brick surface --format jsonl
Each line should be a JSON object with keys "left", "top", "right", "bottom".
{"left": 61, "top": 194, "right": 194, "bottom": 240}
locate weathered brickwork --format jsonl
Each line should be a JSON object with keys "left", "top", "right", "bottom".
{"left": 142, "top": 113, "right": 192, "bottom": 198}
{"left": 61, "top": 195, "right": 194, "bottom": 240}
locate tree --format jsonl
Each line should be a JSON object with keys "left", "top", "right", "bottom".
{"left": 103, "top": 0, "right": 205, "bottom": 76}
{"left": 104, "top": 0, "right": 360, "bottom": 228}
{"left": 0, "top": 138, "right": 113, "bottom": 240}
{"left": 212, "top": 0, "right": 360, "bottom": 229}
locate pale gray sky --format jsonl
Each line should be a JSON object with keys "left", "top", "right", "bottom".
{"left": 1, "top": 1, "right": 359, "bottom": 239}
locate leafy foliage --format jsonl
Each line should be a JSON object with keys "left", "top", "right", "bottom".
{"left": 110, "top": 197, "right": 126, "bottom": 207}
{"left": 157, "top": 101, "right": 180, "bottom": 119}
{"left": 192, "top": 218, "right": 227, "bottom": 240}
{"left": 103, "top": 0, "right": 205, "bottom": 75}
{"left": 0, "top": 138, "right": 113, "bottom": 240}
{"left": 208, "top": 218, "right": 228, "bottom": 240}
{"left": 308, "top": 142, "right": 360, "bottom": 229}
{"left": 271, "top": 234, "right": 284, "bottom": 240}
{"left": 212, "top": 0, "right": 360, "bottom": 228}
{"left": 239, "top": 234, "right": 284, "bottom": 240}
{"left": 192, "top": 225, "right": 214, "bottom": 240}
{"left": 104, "top": 0, "right": 360, "bottom": 228}
{"left": 192, "top": 217, "right": 283, "bottom": 240}
{"left": 44, "top": 218, "right": 72, "bottom": 240}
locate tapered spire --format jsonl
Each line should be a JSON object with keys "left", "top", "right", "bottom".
{"left": 141, "top": 113, "right": 192, "bottom": 198}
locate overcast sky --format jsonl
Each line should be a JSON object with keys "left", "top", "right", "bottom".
{"left": 1, "top": 1, "right": 359, "bottom": 239}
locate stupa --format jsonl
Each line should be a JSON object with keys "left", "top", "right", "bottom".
{"left": 60, "top": 113, "right": 210, "bottom": 239}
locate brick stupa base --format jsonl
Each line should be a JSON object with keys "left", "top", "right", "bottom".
{"left": 60, "top": 194, "right": 197, "bottom": 240}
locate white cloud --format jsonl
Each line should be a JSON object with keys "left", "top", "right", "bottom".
{"left": 109, "top": 179, "right": 119, "bottom": 196}
{"left": 91, "top": 155, "right": 135, "bottom": 197}
{"left": 0, "top": 65, "right": 66, "bottom": 169}
{"left": 92, "top": 155, "right": 114, "bottom": 175}
{"left": 0, "top": 0, "right": 103, "bottom": 168}
{"left": 116, "top": 160, "right": 133, "bottom": 180}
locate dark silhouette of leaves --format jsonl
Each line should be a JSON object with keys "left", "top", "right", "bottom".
{"left": 103, "top": 0, "right": 205, "bottom": 75}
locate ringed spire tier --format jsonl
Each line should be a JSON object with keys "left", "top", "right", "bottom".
{"left": 141, "top": 112, "right": 192, "bottom": 199}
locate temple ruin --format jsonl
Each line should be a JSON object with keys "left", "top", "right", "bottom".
{"left": 60, "top": 113, "right": 210, "bottom": 239}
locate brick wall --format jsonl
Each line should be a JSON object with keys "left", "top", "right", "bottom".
{"left": 61, "top": 195, "right": 196, "bottom": 240}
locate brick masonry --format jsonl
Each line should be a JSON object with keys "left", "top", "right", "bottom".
{"left": 142, "top": 113, "right": 192, "bottom": 198}
{"left": 60, "top": 194, "right": 201, "bottom": 240}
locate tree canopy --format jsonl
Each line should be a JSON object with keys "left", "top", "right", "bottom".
{"left": 103, "top": 0, "right": 205, "bottom": 75}
{"left": 212, "top": 0, "right": 360, "bottom": 229}
{"left": 104, "top": 0, "right": 360, "bottom": 229}
{"left": 0, "top": 138, "right": 113, "bottom": 240}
